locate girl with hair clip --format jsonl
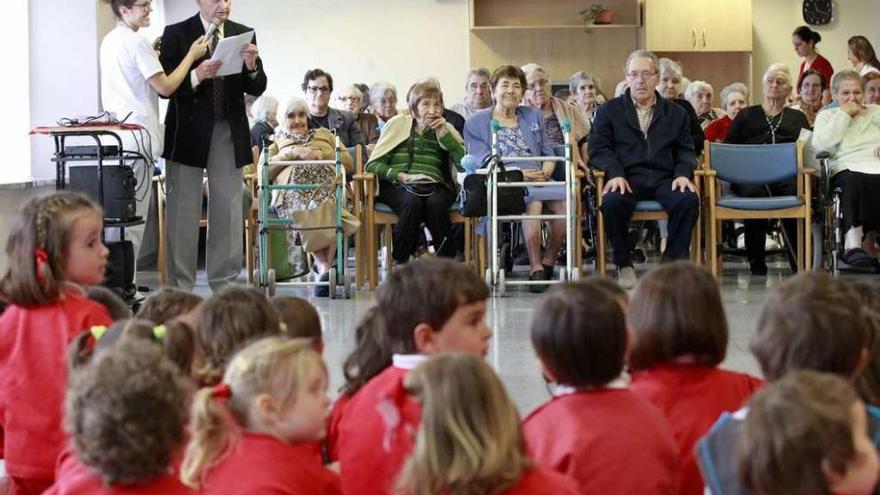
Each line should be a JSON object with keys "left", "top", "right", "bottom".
{"left": 628, "top": 262, "right": 763, "bottom": 495}
{"left": 333, "top": 259, "right": 491, "bottom": 495}
{"left": 46, "top": 342, "right": 193, "bottom": 494}
{"left": 196, "top": 285, "right": 282, "bottom": 386}
{"left": 136, "top": 287, "right": 203, "bottom": 326}
{"left": 0, "top": 192, "right": 113, "bottom": 494}
{"left": 524, "top": 282, "right": 680, "bottom": 494}
{"left": 68, "top": 318, "right": 196, "bottom": 378}
{"left": 396, "top": 353, "right": 578, "bottom": 495}
{"left": 180, "top": 337, "right": 339, "bottom": 494}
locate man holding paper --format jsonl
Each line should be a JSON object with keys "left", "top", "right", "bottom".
{"left": 159, "top": 0, "right": 267, "bottom": 291}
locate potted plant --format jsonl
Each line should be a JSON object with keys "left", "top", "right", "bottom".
{"left": 579, "top": 4, "right": 614, "bottom": 25}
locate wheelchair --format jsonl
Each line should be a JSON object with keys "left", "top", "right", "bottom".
{"left": 813, "top": 151, "right": 880, "bottom": 275}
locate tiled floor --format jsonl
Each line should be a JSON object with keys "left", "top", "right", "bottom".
{"left": 138, "top": 257, "right": 838, "bottom": 416}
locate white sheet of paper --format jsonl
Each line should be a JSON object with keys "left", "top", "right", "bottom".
{"left": 210, "top": 31, "right": 255, "bottom": 77}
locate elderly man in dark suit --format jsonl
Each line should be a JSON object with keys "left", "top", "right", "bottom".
{"left": 160, "top": 0, "right": 267, "bottom": 291}
{"left": 302, "top": 68, "right": 365, "bottom": 148}
{"left": 588, "top": 49, "right": 699, "bottom": 288}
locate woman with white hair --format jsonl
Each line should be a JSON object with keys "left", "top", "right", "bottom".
{"left": 724, "top": 63, "right": 810, "bottom": 275}
{"left": 813, "top": 70, "right": 880, "bottom": 264}
{"left": 337, "top": 84, "right": 380, "bottom": 149}
{"left": 267, "top": 96, "right": 353, "bottom": 296}
{"left": 705, "top": 83, "right": 749, "bottom": 142}
{"left": 249, "top": 95, "right": 278, "bottom": 148}
{"left": 657, "top": 58, "right": 685, "bottom": 99}
{"left": 521, "top": 63, "right": 589, "bottom": 167}
{"left": 685, "top": 81, "right": 724, "bottom": 129}
{"left": 569, "top": 71, "right": 604, "bottom": 124}
{"left": 369, "top": 82, "right": 399, "bottom": 130}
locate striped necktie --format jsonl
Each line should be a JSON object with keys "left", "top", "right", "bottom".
{"left": 210, "top": 28, "right": 225, "bottom": 121}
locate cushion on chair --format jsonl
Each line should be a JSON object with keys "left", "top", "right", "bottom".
{"left": 635, "top": 200, "right": 664, "bottom": 212}
{"left": 375, "top": 202, "right": 394, "bottom": 214}
{"left": 716, "top": 195, "right": 804, "bottom": 210}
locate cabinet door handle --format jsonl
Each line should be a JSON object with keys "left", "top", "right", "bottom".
{"left": 692, "top": 28, "right": 697, "bottom": 48}
{"left": 702, "top": 28, "right": 707, "bottom": 48}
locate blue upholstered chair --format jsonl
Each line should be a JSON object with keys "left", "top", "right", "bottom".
{"left": 705, "top": 142, "right": 813, "bottom": 277}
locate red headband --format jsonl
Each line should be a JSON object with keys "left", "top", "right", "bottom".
{"left": 34, "top": 248, "right": 49, "bottom": 285}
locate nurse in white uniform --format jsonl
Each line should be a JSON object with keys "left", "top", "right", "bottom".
{"left": 99, "top": 0, "right": 209, "bottom": 274}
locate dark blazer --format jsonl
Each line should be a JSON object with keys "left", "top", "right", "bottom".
{"left": 160, "top": 14, "right": 267, "bottom": 169}
{"left": 674, "top": 98, "right": 706, "bottom": 155}
{"left": 250, "top": 120, "right": 274, "bottom": 148}
{"left": 307, "top": 108, "right": 365, "bottom": 148}
{"left": 588, "top": 89, "right": 697, "bottom": 182}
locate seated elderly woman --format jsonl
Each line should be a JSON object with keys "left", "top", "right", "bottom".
{"left": 464, "top": 65, "right": 566, "bottom": 292}
{"left": 521, "top": 63, "right": 589, "bottom": 167}
{"left": 724, "top": 63, "right": 810, "bottom": 275}
{"left": 369, "top": 81, "right": 399, "bottom": 131}
{"left": 336, "top": 84, "right": 380, "bottom": 151}
{"left": 705, "top": 82, "right": 749, "bottom": 142}
{"left": 685, "top": 81, "right": 724, "bottom": 129}
{"left": 656, "top": 58, "right": 704, "bottom": 155}
{"left": 864, "top": 72, "right": 880, "bottom": 105}
{"left": 365, "top": 82, "right": 464, "bottom": 264}
{"left": 249, "top": 95, "right": 278, "bottom": 148}
{"left": 268, "top": 96, "right": 353, "bottom": 296}
{"left": 791, "top": 69, "right": 826, "bottom": 127}
{"left": 813, "top": 70, "right": 880, "bottom": 264}
{"left": 569, "top": 71, "right": 604, "bottom": 125}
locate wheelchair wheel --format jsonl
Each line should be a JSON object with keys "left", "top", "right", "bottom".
{"left": 266, "top": 269, "right": 276, "bottom": 297}
{"left": 497, "top": 270, "right": 506, "bottom": 297}
{"left": 499, "top": 242, "right": 513, "bottom": 274}
{"left": 328, "top": 268, "right": 338, "bottom": 300}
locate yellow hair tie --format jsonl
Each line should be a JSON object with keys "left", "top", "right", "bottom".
{"left": 279, "top": 322, "right": 288, "bottom": 333}
{"left": 90, "top": 325, "right": 108, "bottom": 341}
{"left": 152, "top": 325, "right": 167, "bottom": 340}
{"left": 233, "top": 356, "right": 248, "bottom": 371}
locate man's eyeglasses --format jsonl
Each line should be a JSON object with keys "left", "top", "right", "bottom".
{"left": 338, "top": 96, "right": 361, "bottom": 102}
{"left": 307, "top": 86, "right": 331, "bottom": 94}
{"left": 627, "top": 71, "right": 657, "bottom": 81}
{"left": 132, "top": 1, "right": 152, "bottom": 9}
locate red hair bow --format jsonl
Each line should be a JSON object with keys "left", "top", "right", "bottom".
{"left": 34, "top": 248, "right": 49, "bottom": 284}
{"left": 211, "top": 383, "right": 232, "bottom": 399}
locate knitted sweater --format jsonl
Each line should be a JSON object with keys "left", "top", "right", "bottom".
{"left": 813, "top": 104, "right": 880, "bottom": 176}
{"left": 365, "top": 115, "right": 465, "bottom": 184}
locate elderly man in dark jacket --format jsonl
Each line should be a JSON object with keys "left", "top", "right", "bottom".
{"left": 588, "top": 50, "right": 700, "bottom": 288}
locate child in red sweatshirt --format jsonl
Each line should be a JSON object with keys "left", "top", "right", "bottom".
{"left": 0, "top": 192, "right": 112, "bottom": 494}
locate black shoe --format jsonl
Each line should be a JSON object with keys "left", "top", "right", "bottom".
{"left": 842, "top": 248, "right": 880, "bottom": 268}
{"left": 314, "top": 272, "right": 330, "bottom": 297}
{"left": 749, "top": 260, "right": 768, "bottom": 276}
{"left": 632, "top": 248, "right": 647, "bottom": 264}
{"left": 543, "top": 263, "right": 555, "bottom": 280}
{"left": 529, "top": 270, "right": 549, "bottom": 293}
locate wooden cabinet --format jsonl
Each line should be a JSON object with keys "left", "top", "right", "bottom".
{"left": 645, "top": 0, "right": 752, "bottom": 52}
{"left": 469, "top": 0, "right": 640, "bottom": 98}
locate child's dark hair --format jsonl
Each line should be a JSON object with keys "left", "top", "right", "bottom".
{"left": 66, "top": 340, "right": 190, "bottom": 485}
{"left": 627, "top": 262, "right": 728, "bottom": 370}
{"left": 378, "top": 258, "right": 488, "bottom": 355}
{"left": 271, "top": 296, "right": 322, "bottom": 343}
{"left": 531, "top": 282, "right": 627, "bottom": 388}
{"left": 69, "top": 318, "right": 196, "bottom": 376}
{"left": 86, "top": 286, "right": 132, "bottom": 321}
{"left": 136, "top": 287, "right": 203, "bottom": 324}
{"left": 197, "top": 285, "right": 281, "bottom": 385}
{"left": 737, "top": 370, "right": 860, "bottom": 495}
{"left": 751, "top": 273, "right": 868, "bottom": 381}
{"left": 340, "top": 306, "right": 391, "bottom": 396}
{"left": 101, "top": 0, "right": 138, "bottom": 19}
{"left": 0, "top": 192, "right": 102, "bottom": 307}
{"left": 590, "top": 276, "right": 628, "bottom": 306}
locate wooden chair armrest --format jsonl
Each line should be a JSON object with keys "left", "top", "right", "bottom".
{"left": 353, "top": 173, "right": 375, "bottom": 182}
{"left": 802, "top": 167, "right": 817, "bottom": 176}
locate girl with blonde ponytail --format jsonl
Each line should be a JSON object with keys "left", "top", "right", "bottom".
{"left": 180, "top": 337, "right": 339, "bottom": 494}
{"left": 395, "top": 353, "right": 578, "bottom": 495}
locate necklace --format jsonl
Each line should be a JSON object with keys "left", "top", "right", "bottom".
{"left": 764, "top": 109, "right": 784, "bottom": 144}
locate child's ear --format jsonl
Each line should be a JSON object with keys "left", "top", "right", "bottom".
{"left": 538, "top": 358, "right": 558, "bottom": 383}
{"left": 413, "top": 323, "right": 439, "bottom": 354}
{"left": 821, "top": 456, "right": 848, "bottom": 492}
{"left": 254, "top": 393, "right": 280, "bottom": 420}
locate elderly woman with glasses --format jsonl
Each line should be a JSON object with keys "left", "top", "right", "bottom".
{"left": 685, "top": 80, "right": 724, "bottom": 129}
{"left": 268, "top": 96, "right": 353, "bottom": 296}
{"left": 814, "top": 70, "right": 880, "bottom": 264}
{"left": 724, "top": 63, "right": 810, "bottom": 275}
{"left": 704, "top": 83, "right": 749, "bottom": 143}
{"left": 336, "top": 84, "right": 379, "bottom": 151}
{"left": 521, "top": 63, "right": 589, "bottom": 167}
{"left": 301, "top": 68, "right": 365, "bottom": 147}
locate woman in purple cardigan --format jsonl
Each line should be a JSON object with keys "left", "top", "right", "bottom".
{"left": 464, "top": 65, "right": 563, "bottom": 292}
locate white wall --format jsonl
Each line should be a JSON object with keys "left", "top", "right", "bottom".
{"left": 2, "top": 0, "right": 31, "bottom": 184}
{"left": 163, "top": 0, "right": 471, "bottom": 105}
{"left": 752, "top": 0, "right": 880, "bottom": 94}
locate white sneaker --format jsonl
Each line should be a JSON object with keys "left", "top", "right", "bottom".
{"left": 617, "top": 266, "right": 637, "bottom": 289}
